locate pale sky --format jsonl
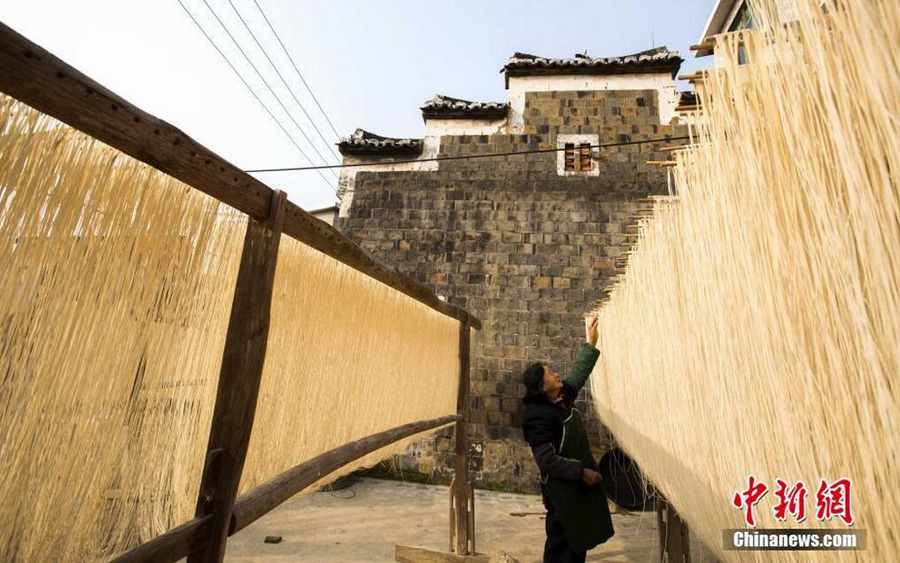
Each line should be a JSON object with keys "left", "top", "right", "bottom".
{"left": 1, "top": 1, "right": 717, "bottom": 211}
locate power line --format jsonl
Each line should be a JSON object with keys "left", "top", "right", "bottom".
{"left": 199, "top": 0, "right": 339, "bottom": 180}
{"left": 177, "top": 0, "right": 337, "bottom": 192}
{"left": 244, "top": 135, "right": 693, "bottom": 173}
{"left": 225, "top": 0, "right": 342, "bottom": 163}
{"left": 251, "top": 0, "right": 343, "bottom": 141}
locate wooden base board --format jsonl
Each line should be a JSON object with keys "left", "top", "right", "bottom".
{"left": 395, "top": 545, "right": 518, "bottom": 563}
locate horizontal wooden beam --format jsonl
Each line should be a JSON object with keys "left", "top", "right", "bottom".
{"left": 110, "top": 514, "right": 213, "bottom": 563}
{"left": 0, "top": 21, "right": 480, "bottom": 331}
{"left": 677, "top": 72, "right": 706, "bottom": 82}
{"left": 229, "top": 414, "right": 462, "bottom": 535}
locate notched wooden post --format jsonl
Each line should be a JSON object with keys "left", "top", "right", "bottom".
{"left": 452, "top": 318, "right": 472, "bottom": 555}
{"left": 657, "top": 496, "right": 691, "bottom": 562}
{"left": 188, "top": 190, "right": 288, "bottom": 563}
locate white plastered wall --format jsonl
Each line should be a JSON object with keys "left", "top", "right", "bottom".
{"left": 337, "top": 139, "right": 438, "bottom": 218}
{"left": 424, "top": 117, "right": 508, "bottom": 137}
{"left": 339, "top": 118, "right": 509, "bottom": 218}
{"left": 507, "top": 73, "right": 681, "bottom": 132}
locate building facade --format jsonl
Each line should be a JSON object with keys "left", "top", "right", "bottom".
{"left": 308, "top": 204, "right": 339, "bottom": 226}
{"left": 337, "top": 47, "right": 688, "bottom": 491}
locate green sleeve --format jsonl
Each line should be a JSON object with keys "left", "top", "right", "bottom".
{"left": 563, "top": 343, "right": 600, "bottom": 392}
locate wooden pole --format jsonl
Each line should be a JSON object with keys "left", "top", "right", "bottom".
{"left": 187, "top": 190, "right": 287, "bottom": 563}
{"left": 448, "top": 477, "right": 456, "bottom": 553}
{"left": 110, "top": 515, "right": 213, "bottom": 563}
{"left": 467, "top": 479, "right": 475, "bottom": 554}
{"left": 452, "top": 320, "right": 472, "bottom": 554}
{"left": 113, "top": 415, "right": 461, "bottom": 562}
{"left": 0, "top": 21, "right": 480, "bottom": 331}
{"left": 229, "top": 414, "right": 461, "bottom": 535}
{"left": 657, "top": 497, "right": 691, "bottom": 562}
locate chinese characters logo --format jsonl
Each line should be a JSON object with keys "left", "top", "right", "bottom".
{"left": 732, "top": 476, "right": 854, "bottom": 527}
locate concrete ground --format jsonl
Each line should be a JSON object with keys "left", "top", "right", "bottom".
{"left": 225, "top": 477, "right": 720, "bottom": 562}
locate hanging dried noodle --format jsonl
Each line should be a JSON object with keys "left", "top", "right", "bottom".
{"left": 0, "top": 95, "right": 462, "bottom": 561}
{"left": 589, "top": 1, "right": 900, "bottom": 560}
{"left": 0, "top": 95, "right": 246, "bottom": 560}
{"left": 240, "top": 236, "right": 461, "bottom": 494}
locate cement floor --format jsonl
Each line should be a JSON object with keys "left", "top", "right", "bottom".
{"left": 225, "top": 477, "right": 720, "bottom": 562}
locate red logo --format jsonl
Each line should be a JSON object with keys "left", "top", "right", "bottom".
{"left": 773, "top": 478, "right": 808, "bottom": 523}
{"left": 731, "top": 476, "right": 855, "bottom": 527}
{"left": 815, "top": 478, "right": 854, "bottom": 525}
{"left": 732, "top": 475, "right": 768, "bottom": 527}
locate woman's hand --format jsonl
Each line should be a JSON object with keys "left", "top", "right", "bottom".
{"left": 587, "top": 315, "right": 599, "bottom": 348}
{"left": 582, "top": 468, "right": 602, "bottom": 486}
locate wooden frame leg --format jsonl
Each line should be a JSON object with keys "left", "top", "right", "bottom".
{"left": 657, "top": 497, "right": 691, "bottom": 562}
{"left": 452, "top": 320, "right": 472, "bottom": 555}
{"left": 188, "top": 190, "right": 287, "bottom": 563}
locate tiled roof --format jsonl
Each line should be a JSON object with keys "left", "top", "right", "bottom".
{"left": 337, "top": 128, "right": 423, "bottom": 156}
{"left": 502, "top": 47, "right": 683, "bottom": 85}
{"left": 421, "top": 95, "right": 509, "bottom": 120}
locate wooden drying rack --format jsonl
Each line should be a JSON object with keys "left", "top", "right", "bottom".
{"left": 0, "top": 21, "right": 480, "bottom": 562}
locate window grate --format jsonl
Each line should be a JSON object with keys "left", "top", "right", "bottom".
{"left": 579, "top": 144, "right": 592, "bottom": 172}
{"left": 564, "top": 143, "right": 576, "bottom": 171}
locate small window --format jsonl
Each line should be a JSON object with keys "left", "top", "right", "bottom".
{"left": 564, "top": 143, "right": 576, "bottom": 171}
{"left": 728, "top": 1, "right": 756, "bottom": 65}
{"left": 728, "top": 1, "right": 756, "bottom": 32}
{"left": 579, "top": 143, "right": 592, "bottom": 172}
{"left": 557, "top": 135, "right": 599, "bottom": 177}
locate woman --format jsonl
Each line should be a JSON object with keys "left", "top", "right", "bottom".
{"left": 521, "top": 315, "right": 614, "bottom": 562}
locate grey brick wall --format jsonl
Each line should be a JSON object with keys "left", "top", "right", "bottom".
{"left": 339, "top": 88, "right": 685, "bottom": 492}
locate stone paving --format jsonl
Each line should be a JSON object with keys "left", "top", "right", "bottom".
{"left": 225, "top": 478, "right": 721, "bottom": 562}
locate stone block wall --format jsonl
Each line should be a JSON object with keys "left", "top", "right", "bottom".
{"left": 339, "top": 88, "right": 686, "bottom": 492}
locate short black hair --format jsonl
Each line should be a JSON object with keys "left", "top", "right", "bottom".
{"left": 521, "top": 362, "right": 546, "bottom": 404}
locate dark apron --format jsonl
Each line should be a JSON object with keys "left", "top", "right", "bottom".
{"left": 545, "top": 408, "right": 615, "bottom": 551}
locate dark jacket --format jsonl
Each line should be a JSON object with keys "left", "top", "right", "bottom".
{"left": 521, "top": 344, "right": 600, "bottom": 493}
